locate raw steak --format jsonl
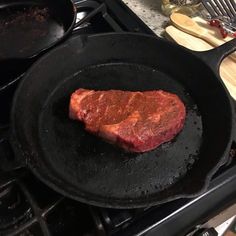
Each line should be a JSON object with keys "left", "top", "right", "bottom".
{"left": 69, "top": 89, "right": 186, "bottom": 153}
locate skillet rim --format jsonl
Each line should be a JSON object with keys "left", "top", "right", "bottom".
{"left": 10, "top": 32, "right": 234, "bottom": 208}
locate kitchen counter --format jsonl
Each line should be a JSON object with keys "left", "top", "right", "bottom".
{"left": 122, "top": 0, "right": 169, "bottom": 37}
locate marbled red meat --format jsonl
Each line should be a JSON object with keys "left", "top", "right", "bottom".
{"left": 69, "top": 89, "right": 186, "bottom": 153}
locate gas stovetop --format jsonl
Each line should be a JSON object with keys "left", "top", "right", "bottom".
{"left": 0, "top": 1, "right": 236, "bottom": 236}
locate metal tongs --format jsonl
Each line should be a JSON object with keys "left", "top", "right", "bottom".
{"left": 201, "top": 0, "right": 236, "bottom": 37}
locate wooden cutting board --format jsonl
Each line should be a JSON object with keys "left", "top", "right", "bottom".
{"left": 165, "top": 25, "right": 236, "bottom": 100}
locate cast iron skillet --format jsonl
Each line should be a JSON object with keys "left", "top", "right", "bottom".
{"left": 0, "top": 0, "right": 102, "bottom": 60}
{"left": 10, "top": 33, "right": 236, "bottom": 208}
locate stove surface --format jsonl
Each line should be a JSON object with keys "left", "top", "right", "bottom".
{"left": 0, "top": 1, "right": 236, "bottom": 236}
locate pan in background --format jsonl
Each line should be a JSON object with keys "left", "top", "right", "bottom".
{"left": 0, "top": 0, "right": 105, "bottom": 60}
{"left": 0, "top": 0, "right": 73, "bottom": 60}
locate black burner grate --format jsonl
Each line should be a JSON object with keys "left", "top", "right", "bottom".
{"left": 0, "top": 170, "right": 96, "bottom": 236}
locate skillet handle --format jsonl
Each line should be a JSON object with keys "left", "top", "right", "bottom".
{"left": 193, "top": 38, "right": 236, "bottom": 73}
{"left": 0, "top": 127, "right": 24, "bottom": 172}
{"left": 194, "top": 39, "right": 236, "bottom": 166}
